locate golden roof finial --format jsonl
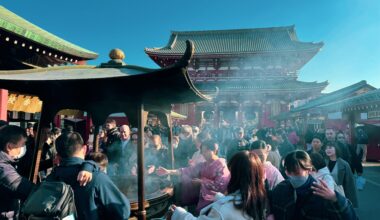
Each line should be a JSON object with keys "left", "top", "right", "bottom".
{"left": 109, "top": 48, "right": 125, "bottom": 60}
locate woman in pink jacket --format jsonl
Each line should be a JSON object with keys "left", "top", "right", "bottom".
{"left": 157, "top": 139, "right": 230, "bottom": 213}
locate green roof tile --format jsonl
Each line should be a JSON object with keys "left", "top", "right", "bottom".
{"left": 0, "top": 6, "right": 97, "bottom": 60}
{"left": 292, "top": 80, "right": 375, "bottom": 112}
{"left": 321, "top": 89, "right": 380, "bottom": 111}
{"left": 145, "top": 26, "right": 323, "bottom": 55}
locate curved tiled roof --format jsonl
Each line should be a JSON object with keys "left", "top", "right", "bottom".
{"left": 292, "top": 80, "right": 375, "bottom": 112}
{"left": 321, "top": 89, "right": 380, "bottom": 112}
{"left": 0, "top": 40, "right": 210, "bottom": 106}
{"left": 0, "top": 6, "right": 97, "bottom": 60}
{"left": 145, "top": 26, "right": 323, "bottom": 56}
{"left": 195, "top": 80, "right": 328, "bottom": 92}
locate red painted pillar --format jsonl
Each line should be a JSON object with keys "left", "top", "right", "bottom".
{"left": 84, "top": 115, "right": 93, "bottom": 145}
{"left": 54, "top": 115, "right": 61, "bottom": 128}
{"left": 0, "top": 89, "right": 8, "bottom": 121}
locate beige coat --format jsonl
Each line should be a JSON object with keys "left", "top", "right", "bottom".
{"left": 172, "top": 192, "right": 257, "bottom": 220}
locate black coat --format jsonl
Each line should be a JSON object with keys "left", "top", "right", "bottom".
{"left": 0, "top": 151, "right": 34, "bottom": 220}
{"left": 47, "top": 157, "right": 130, "bottom": 220}
{"left": 271, "top": 176, "right": 358, "bottom": 220}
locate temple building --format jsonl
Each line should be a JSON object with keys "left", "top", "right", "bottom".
{"left": 145, "top": 26, "right": 328, "bottom": 127}
{"left": 0, "top": 6, "right": 97, "bottom": 121}
{"left": 275, "top": 80, "right": 376, "bottom": 132}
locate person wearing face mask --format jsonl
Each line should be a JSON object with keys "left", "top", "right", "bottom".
{"left": 325, "top": 142, "right": 358, "bottom": 208}
{"left": 271, "top": 150, "right": 358, "bottom": 220}
{"left": 0, "top": 125, "right": 95, "bottom": 220}
{"left": 0, "top": 125, "right": 34, "bottom": 220}
{"left": 167, "top": 152, "right": 270, "bottom": 220}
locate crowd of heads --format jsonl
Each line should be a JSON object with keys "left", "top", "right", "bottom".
{"left": 0, "top": 116, "right": 364, "bottom": 219}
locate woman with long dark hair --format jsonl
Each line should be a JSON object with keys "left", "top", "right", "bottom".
{"left": 167, "top": 151, "right": 268, "bottom": 220}
{"left": 325, "top": 141, "right": 358, "bottom": 208}
{"left": 227, "top": 151, "right": 267, "bottom": 219}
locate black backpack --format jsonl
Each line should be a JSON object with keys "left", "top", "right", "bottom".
{"left": 21, "top": 181, "right": 77, "bottom": 220}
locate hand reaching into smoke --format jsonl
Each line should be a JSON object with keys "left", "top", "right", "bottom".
{"left": 156, "top": 166, "right": 170, "bottom": 176}
{"left": 147, "top": 165, "right": 156, "bottom": 175}
{"left": 156, "top": 166, "right": 180, "bottom": 176}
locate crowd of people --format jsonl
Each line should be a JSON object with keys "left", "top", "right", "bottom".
{"left": 0, "top": 121, "right": 131, "bottom": 220}
{"left": 0, "top": 116, "right": 367, "bottom": 219}
{"left": 162, "top": 123, "right": 363, "bottom": 220}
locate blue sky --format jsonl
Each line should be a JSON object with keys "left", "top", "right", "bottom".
{"left": 3, "top": 0, "right": 379, "bottom": 92}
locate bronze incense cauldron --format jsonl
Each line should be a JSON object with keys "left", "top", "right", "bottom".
{"left": 111, "top": 176, "right": 173, "bottom": 218}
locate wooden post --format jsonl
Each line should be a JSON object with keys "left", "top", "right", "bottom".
{"left": 137, "top": 103, "right": 147, "bottom": 220}
{"left": 30, "top": 102, "right": 53, "bottom": 183}
{"left": 348, "top": 112, "right": 356, "bottom": 145}
{"left": 93, "top": 125, "right": 100, "bottom": 152}
{"left": 214, "top": 104, "right": 220, "bottom": 129}
{"left": 167, "top": 113, "right": 175, "bottom": 169}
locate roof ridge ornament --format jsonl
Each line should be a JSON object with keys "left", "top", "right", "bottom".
{"left": 170, "top": 40, "right": 194, "bottom": 69}
{"left": 100, "top": 48, "right": 126, "bottom": 68}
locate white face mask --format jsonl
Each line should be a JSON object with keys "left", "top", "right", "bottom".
{"left": 180, "top": 133, "right": 190, "bottom": 140}
{"left": 14, "top": 145, "right": 27, "bottom": 160}
{"left": 287, "top": 175, "right": 309, "bottom": 188}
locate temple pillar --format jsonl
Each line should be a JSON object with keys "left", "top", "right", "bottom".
{"left": 348, "top": 112, "right": 356, "bottom": 145}
{"left": 237, "top": 104, "right": 243, "bottom": 125}
{"left": 260, "top": 102, "right": 276, "bottom": 128}
{"left": 214, "top": 103, "right": 220, "bottom": 128}
{"left": 188, "top": 103, "right": 197, "bottom": 126}
{"left": 257, "top": 104, "right": 263, "bottom": 128}
{"left": 0, "top": 89, "right": 8, "bottom": 121}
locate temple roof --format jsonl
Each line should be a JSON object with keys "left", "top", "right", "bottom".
{"left": 195, "top": 80, "right": 328, "bottom": 92}
{"left": 0, "top": 64, "right": 209, "bottom": 107}
{"left": 0, "top": 6, "right": 97, "bottom": 60}
{"left": 0, "top": 65, "right": 150, "bottom": 81}
{"left": 292, "top": 80, "right": 376, "bottom": 112}
{"left": 321, "top": 89, "right": 380, "bottom": 112}
{"left": 0, "top": 41, "right": 210, "bottom": 121}
{"left": 145, "top": 26, "right": 323, "bottom": 56}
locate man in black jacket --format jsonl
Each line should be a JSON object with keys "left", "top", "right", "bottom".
{"left": 0, "top": 125, "right": 97, "bottom": 220}
{"left": 226, "top": 127, "right": 249, "bottom": 162}
{"left": 49, "top": 131, "right": 130, "bottom": 220}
